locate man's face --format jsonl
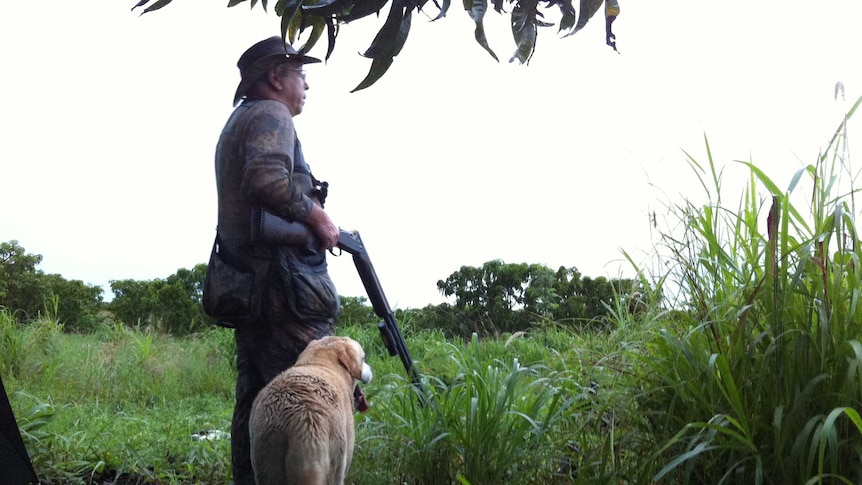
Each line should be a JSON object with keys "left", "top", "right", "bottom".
{"left": 275, "top": 61, "right": 309, "bottom": 116}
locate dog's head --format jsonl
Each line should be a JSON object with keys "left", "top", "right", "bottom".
{"left": 306, "top": 336, "right": 373, "bottom": 385}
{"left": 306, "top": 336, "right": 373, "bottom": 412}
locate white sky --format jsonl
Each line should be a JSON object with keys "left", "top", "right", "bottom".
{"left": 1, "top": 1, "right": 861, "bottom": 309}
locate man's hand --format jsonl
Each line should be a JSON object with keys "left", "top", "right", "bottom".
{"left": 306, "top": 204, "right": 339, "bottom": 249}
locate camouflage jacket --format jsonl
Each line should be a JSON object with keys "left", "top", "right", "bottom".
{"left": 215, "top": 99, "right": 315, "bottom": 244}
{"left": 213, "top": 99, "right": 339, "bottom": 325}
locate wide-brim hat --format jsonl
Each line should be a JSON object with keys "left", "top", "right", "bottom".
{"left": 233, "top": 36, "right": 321, "bottom": 106}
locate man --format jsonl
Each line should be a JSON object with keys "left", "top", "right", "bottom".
{"left": 214, "top": 36, "right": 341, "bottom": 485}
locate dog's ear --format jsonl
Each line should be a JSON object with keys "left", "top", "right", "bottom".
{"left": 337, "top": 340, "right": 365, "bottom": 381}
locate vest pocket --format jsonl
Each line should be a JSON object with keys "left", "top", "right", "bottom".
{"left": 277, "top": 247, "right": 340, "bottom": 323}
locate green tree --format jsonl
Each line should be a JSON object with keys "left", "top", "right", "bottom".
{"left": 437, "top": 259, "right": 640, "bottom": 334}
{"left": 0, "top": 241, "right": 103, "bottom": 327}
{"left": 109, "top": 263, "right": 211, "bottom": 335}
{"left": 550, "top": 265, "right": 585, "bottom": 322}
{"left": 40, "top": 274, "right": 104, "bottom": 332}
{"left": 131, "top": 0, "right": 620, "bottom": 91}
{"left": 338, "top": 295, "right": 377, "bottom": 326}
{"left": 107, "top": 278, "right": 153, "bottom": 325}
{"left": 0, "top": 240, "right": 46, "bottom": 319}
{"left": 579, "top": 275, "right": 620, "bottom": 319}
{"left": 437, "top": 259, "right": 560, "bottom": 334}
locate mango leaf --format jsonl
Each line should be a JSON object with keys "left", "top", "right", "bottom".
{"left": 361, "top": 1, "right": 408, "bottom": 59}
{"left": 566, "top": 0, "right": 602, "bottom": 36}
{"left": 509, "top": 2, "right": 536, "bottom": 64}
{"left": 351, "top": 56, "right": 394, "bottom": 92}
{"left": 274, "top": 0, "right": 290, "bottom": 15}
{"left": 414, "top": 0, "right": 434, "bottom": 11}
{"left": 325, "top": 17, "right": 339, "bottom": 60}
{"left": 605, "top": 13, "right": 617, "bottom": 50}
{"left": 298, "top": 15, "right": 327, "bottom": 53}
{"left": 353, "top": 1, "right": 411, "bottom": 91}
{"left": 302, "top": 0, "right": 355, "bottom": 16}
{"left": 336, "top": 0, "right": 389, "bottom": 22}
{"left": 279, "top": 0, "right": 304, "bottom": 42}
{"left": 228, "top": 0, "right": 248, "bottom": 7}
{"left": 464, "top": 0, "right": 498, "bottom": 61}
{"left": 431, "top": 0, "right": 451, "bottom": 21}
{"left": 390, "top": 5, "right": 412, "bottom": 57}
{"left": 557, "top": 0, "right": 576, "bottom": 33}
{"left": 510, "top": 2, "right": 526, "bottom": 31}
{"left": 131, "top": 0, "right": 173, "bottom": 14}
{"left": 283, "top": 10, "right": 297, "bottom": 43}
{"left": 473, "top": 23, "right": 498, "bottom": 61}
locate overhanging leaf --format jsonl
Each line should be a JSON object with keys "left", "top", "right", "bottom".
{"left": 604, "top": 0, "right": 619, "bottom": 51}
{"left": 473, "top": 23, "right": 499, "bottom": 61}
{"left": 302, "top": 0, "right": 354, "bottom": 16}
{"left": 353, "top": 1, "right": 412, "bottom": 90}
{"left": 133, "top": 0, "right": 173, "bottom": 14}
{"left": 556, "top": 0, "right": 576, "bottom": 33}
{"left": 281, "top": 0, "right": 302, "bottom": 44}
{"left": 464, "top": 0, "right": 498, "bottom": 61}
{"left": 361, "top": 1, "right": 407, "bottom": 59}
{"left": 509, "top": 2, "right": 536, "bottom": 64}
{"left": 280, "top": 0, "right": 304, "bottom": 43}
{"left": 566, "top": 0, "right": 602, "bottom": 36}
{"left": 431, "top": 0, "right": 451, "bottom": 21}
{"left": 336, "top": 0, "right": 389, "bottom": 22}
{"left": 274, "top": 0, "right": 289, "bottom": 15}
{"left": 351, "top": 56, "right": 394, "bottom": 92}
{"left": 325, "top": 17, "right": 339, "bottom": 60}
{"left": 298, "top": 16, "right": 327, "bottom": 54}
{"left": 510, "top": 3, "right": 526, "bottom": 31}
{"left": 390, "top": 5, "right": 412, "bottom": 57}
{"left": 510, "top": 19, "right": 536, "bottom": 63}
{"left": 131, "top": 0, "right": 150, "bottom": 11}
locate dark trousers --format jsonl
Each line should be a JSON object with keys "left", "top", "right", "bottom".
{"left": 230, "top": 283, "right": 333, "bottom": 485}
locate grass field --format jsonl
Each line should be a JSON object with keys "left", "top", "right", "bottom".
{"left": 4, "top": 315, "right": 640, "bottom": 484}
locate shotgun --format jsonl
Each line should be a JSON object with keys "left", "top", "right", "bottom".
{"left": 336, "top": 229, "right": 421, "bottom": 387}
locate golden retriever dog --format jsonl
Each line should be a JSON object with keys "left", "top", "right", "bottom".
{"left": 249, "top": 336, "right": 373, "bottom": 485}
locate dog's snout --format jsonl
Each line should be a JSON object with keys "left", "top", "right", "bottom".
{"left": 360, "top": 363, "right": 373, "bottom": 384}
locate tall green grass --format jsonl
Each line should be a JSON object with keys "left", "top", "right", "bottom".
{"left": 627, "top": 96, "right": 862, "bottom": 484}
{"left": 1, "top": 309, "right": 63, "bottom": 380}
{"left": 3, "top": 311, "right": 237, "bottom": 483}
{"left": 353, "top": 333, "right": 594, "bottom": 484}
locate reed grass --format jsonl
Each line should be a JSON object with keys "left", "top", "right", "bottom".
{"left": 627, "top": 96, "right": 862, "bottom": 484}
